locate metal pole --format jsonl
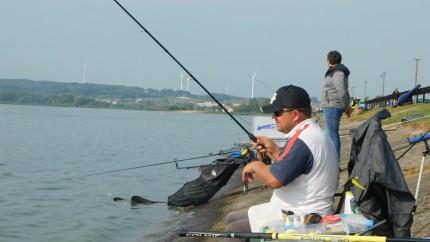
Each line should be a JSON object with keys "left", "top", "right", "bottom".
{"left": 415, "top": 154, "right": 426, "bottom": 206}
{"left": 382, "top": 73, "right": 385, "bottom": 97}
{"left": 378, "top": 73, "right": 386, "bottom": 107}
{"left": 414, "top": 58, "right": 420, "bottom": 103}
{"left": 251, "top": 72, "right": 257, "bottom": 99}
{"left": 364, "top": 81, "right": 368, "bottom": 99}
{"left": 379, "top": 72, "right": 386, "bottom": 97}
{"left": 414, "top": 58, "right": 420, "bottom": 87}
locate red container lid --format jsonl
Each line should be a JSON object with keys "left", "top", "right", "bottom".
{"left": 323, "top": 215, "right": 341, "bottom": 223}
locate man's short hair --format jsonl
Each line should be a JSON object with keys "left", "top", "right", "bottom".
{"left": 327, "top": 50, "right": 342, "bottom": 65}
{"left": 298, "top": 106, "right": 312, "bottom": 118}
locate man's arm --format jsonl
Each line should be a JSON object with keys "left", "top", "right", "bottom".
{"left": 242, "top": 161, "right": 283, "bottom": 188}
{"left": 333, "top": 72, "right": 352, "bottom": 116}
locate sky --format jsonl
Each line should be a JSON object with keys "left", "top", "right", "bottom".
{"left": 1, "top": 0, "right": 430, "bottom": 100}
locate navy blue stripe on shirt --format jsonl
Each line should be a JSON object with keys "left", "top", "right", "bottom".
{"left": 269, "top": 138, "right": 313, "bottom": 186}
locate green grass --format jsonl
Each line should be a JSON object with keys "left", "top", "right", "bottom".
{"left": 315, "top": 103, "right": 430, "bottom": 130}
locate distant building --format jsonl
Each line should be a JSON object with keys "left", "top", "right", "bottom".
{"left": 196, "top": 101, "right": 218, "bottom": 107}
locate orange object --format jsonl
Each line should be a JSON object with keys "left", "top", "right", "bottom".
{"left": 322, "top": 215, "right": 341, "bottom": 223}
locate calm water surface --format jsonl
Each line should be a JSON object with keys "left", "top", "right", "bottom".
{"left": 0, "top": 104, "right": 250, "bottom": 242}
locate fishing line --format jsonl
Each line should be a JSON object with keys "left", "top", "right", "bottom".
{"left": 113, "top": 0, "right": 259, "bottom": 144}
{"left": 66, "top": 152, "right": 229, "bottom": 180}
{"left": 242, "top": 73, "right": 276, "bottom": 94}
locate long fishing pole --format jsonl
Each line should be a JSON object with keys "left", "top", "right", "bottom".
{"left": 113, "top": 0, "right": 258, "bottom": 144}
{"left": 185, "top": 84, "right": 252, "bottom": 127}
{"left": 179, "top": 230, "right": 429, "bottom": 242}
{"left": 66, "top": 153, "right": 226, "bottom": 180}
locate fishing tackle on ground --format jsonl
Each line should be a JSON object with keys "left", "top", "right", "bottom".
{"left": 167, "top": 157, "right": 247, "bottom": 207}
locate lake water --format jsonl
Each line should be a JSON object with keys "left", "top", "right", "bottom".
{"left": 0, "top": 104, "right": 251, "bottom": 242}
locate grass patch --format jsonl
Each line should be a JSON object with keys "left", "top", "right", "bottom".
{"left": 342, "top": 104, "right": 429, "bottom": 130}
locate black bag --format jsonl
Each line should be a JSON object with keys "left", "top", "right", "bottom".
{"left": 167, "top": 157, "right": 244, "bottom": 207}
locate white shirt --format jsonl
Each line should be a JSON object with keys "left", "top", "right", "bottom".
{"left": 269, "top": 118, "right": 339, "bottom": 215}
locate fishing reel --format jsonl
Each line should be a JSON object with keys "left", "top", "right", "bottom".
{"left": 239, "top": 147, "right": 253, "bottom": 162}
{"left": 231, "top": 147, "right": 254, "bottom": 163}
{"left": 232, "top": 146, "right": 272, "bottom": 165}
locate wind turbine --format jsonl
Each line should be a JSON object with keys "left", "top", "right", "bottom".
{"left": 80, "top": 58, "right": 88, "bottom": 84}
{"left": 251, "top": 71, "right": 257, "bottom": 99}
{"left": 187, "top": 77, "right": 192, "bottom": 91}
{"left": 179, "top": 70, "right": 184, "bottom": 91}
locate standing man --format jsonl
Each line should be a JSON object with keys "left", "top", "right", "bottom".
{"left": 224, "top": 85, "right": 339, "bottom": 241}
{"left": 392, "top": 88, "right": 400, "bottom": 106}
{"left": 321, "top": 50, "right": 352, "bottom": 160}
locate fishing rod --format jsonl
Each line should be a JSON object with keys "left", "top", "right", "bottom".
{"left": 66, "top": 152, "right": 228, "bottom": 180}
{"left": 179, "top": 230, "right": 429, "bottom": 241}
{"left": 179, "top": 83, "right": 253, "bottom": 127}
{"left": 113, "top": 0, "right": 264, "bottom": 148}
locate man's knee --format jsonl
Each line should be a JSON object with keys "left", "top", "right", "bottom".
{"left": 225, "top": 209, "right": 248, "bottom": 225}
{"left": 225, "top": 211, "right": 236, "bottom": 225}
{"left": 225, "top": 219, "right": 251, "bottom": 232}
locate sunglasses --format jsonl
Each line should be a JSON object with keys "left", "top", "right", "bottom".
{"left": 273, "top": 109, "right": 294, "bottom": 117}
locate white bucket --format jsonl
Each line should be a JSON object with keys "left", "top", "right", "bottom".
{"left": 248, "top": 202, "right": 284, "bottom": 233}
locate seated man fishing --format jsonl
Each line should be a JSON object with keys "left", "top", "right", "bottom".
{"left": 224, "top": 85, "right": 339, "bottom": 241}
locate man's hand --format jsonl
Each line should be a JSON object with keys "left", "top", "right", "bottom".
{"left": 253, "top": 136, "right": 280, "bottom": 159}
{"left": 242, "top": 163, "right": 255, "bottom": 183}
{"left": 345, "top": 107, "right": 353, "bottom": 117}
{"left": 241, "top": 161, "right": 283, "bottom": 188}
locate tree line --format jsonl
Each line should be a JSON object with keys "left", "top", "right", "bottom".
{"left": 0, "top": 78, "right": 246, "bottom": 101}
{"left": 0, "top": 79, "right": 270, "bottom": 112}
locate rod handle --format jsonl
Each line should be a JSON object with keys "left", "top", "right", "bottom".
{"left": 248, "top": 133, "right": 276, "bottom": 161}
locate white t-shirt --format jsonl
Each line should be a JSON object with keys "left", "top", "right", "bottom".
{"left": 269, "top": 118, "right": 339, "bottom": 215}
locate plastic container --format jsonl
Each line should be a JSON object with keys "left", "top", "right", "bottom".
{"left": 248, "top": 202, "right": 284, "bottom": 242}
{"left": 260, "top": 220, "right": 284, "bottom": 233}
{"left": 343, "top": 191, "right": 354, "bottom": 214}
{"left": 304, "top": 223, "right": 326, "bottom": 234}
{"left": 343, "top": 191, "right": 362, "bottom": 214}
{"left": 322, "top": 215, "right": 346, "bottom": 235}
{"left": 340, "top": 214, "right": 374, "bottom": 235}
{"left": 284, "top": 215, "right": 304, "bottom": 234}
{"left": 350, "top": 196, "right": 361, "bottom": 214}
{"left": 248, "top": 202, "right": 284, "bottom": 232}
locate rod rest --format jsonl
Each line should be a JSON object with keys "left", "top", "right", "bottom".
{"left": 407, "top": 132, "right": 430, "bottom": 144}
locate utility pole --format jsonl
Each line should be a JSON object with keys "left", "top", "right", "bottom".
{"left": 414, "top": 58, "right": 420, "bottom": 103}
{"left": 364, "top": 81, "right": 368, "bottom": 100}
{"left": 414, "top": 58, "right": 420, "bottom": 87}
{"left": 379, "top": 72, "right": 386, "bottom": 97}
